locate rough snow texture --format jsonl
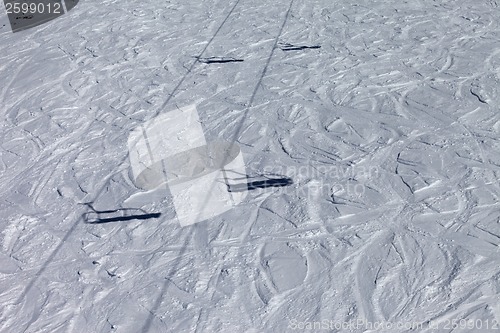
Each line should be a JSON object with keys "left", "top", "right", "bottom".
{"left": 1, "top": 0, "right": 500, "bottom": 332}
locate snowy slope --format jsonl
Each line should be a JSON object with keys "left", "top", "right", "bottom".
{"left": 1, "top": 0, "right": 500, "bottom": 332}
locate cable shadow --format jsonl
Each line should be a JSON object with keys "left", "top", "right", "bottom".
{"left": 141, "top": 0, "right": 295, "bottom": 330}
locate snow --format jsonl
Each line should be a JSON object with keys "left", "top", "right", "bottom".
{"left": 1, "top": 0, "right": 500, "bottom": 332}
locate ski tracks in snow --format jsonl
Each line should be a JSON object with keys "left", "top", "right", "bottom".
{"left": 1, "top": 0, "right": 500, "bottom": 332}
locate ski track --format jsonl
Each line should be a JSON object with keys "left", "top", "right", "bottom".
{"left": 1, "top": 0, "right": 500, "bottom": 332}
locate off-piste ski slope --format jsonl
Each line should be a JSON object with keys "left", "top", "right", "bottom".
{"left": 1, "top": 0, "right": 500, "bottom": 332}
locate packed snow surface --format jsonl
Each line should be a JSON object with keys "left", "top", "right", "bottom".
{"left": 1, "top": 0, "right": 500, "bottom": 332}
